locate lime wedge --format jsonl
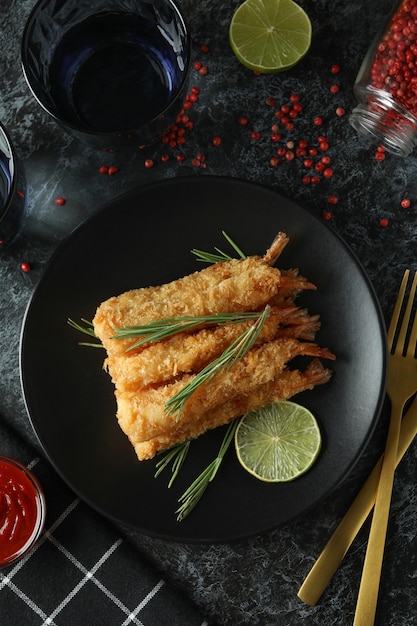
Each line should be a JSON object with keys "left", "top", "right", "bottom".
{"left": 235, "top": 401, "right": 321, "bottom": 482}
{"left": 229, "top": 0, "right": 312, "bottom": 73}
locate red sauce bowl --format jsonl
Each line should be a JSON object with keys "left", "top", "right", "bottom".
{"left": 0, "top": 455, "right": 46, "bottom": 567}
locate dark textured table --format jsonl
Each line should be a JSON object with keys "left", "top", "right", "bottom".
{"left": 1, "top": 0, "right": 417, "bottom": 624}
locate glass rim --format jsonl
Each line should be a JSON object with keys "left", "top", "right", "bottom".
{"left": 21, "top": 0, "right": 191, "bottom": 140}
{"left": 0, "top": 455, "right": 46, "bottom": 568}
{"left": 0, "top": 122, "right": 17, "bottom": 223}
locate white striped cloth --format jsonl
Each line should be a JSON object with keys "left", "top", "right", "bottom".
{"left": 0, "top": 425, "right": 209, "bottom": 626}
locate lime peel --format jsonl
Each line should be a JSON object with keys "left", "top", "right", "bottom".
{"left": 229, "top": 0, "right": 312, "bottom": 73}
{"left": 235, "top": 401, "right": 321, "bottom": 482}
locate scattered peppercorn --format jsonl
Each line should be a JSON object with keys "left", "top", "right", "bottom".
{"left": 54, "top": 197, "right": 66, "bottom": 206}
{"left": 401, "top": 198, "right": 411, "bottom": 208}
{"left": 20, "top": 262, "right": 31, "bottom": 272}
{"left": 374, "top": 150, "right": 385, "bottom": 161}
{"left": 144, "top": 159, "right": 155, "bottom": 168}
{"left": 379, "top": 217, "right": 389, "bottom": 227}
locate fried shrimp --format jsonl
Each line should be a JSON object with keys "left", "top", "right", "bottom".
{"left": 115, "top": 338, "right": 335, "bottom": 444}
{"left": 103, "top": 305, "right": 318, "bottom": 391}
{"left": 92, "top": 232, "right": 335, "bottom": 461}
{"left": 93, "top": 232, "right": 289, "bottom": 356}
{"left": 134, "top": 360, "right": 332, "bottom": 460}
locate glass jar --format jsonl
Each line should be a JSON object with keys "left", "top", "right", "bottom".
{"left": 0, "top": 456, "right": 46, "bottom": 567}
{"left": 350, "top": 0, "right": 417, "bottom": 157}
{"left": 0, "top": 123, "right": 27, "bottom": 250}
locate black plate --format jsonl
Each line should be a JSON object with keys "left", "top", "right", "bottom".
{"left": 20, "top": 176, "right": 387, "bottom": 542}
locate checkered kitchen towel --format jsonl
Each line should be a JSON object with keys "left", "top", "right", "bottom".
{"left": 0, "top": 418, "right": 208, "bottom": 626}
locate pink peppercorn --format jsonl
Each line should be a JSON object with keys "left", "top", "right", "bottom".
{"left": 401, "top": 198, "right": 411, "bottom": 208}
{"left": 54, "top": 197, "right": 66, "bottom": 206}
{"left": 212, "top": 136, "right": 222, "bottom": 146}
{"left": 144, "top": 159, "right": 154, "bottom": 168}
{"left": 313, "top": 116, "right": 323, "bottom": 126}
{"left": 99, "top": 165, "right": 109, "bottom": 174}
{"left": 327, "top": 195, "right": 339, "bottom": 204}
{"left": 108, "top": 165, "right": 119, "bottom": 176}
{"left": 323, "top": 210, "right": 332, "bottom": 220}
{"left": 20, "top": 262, "right": 31, "bottom": 272}
{"left": 379, "top": 217, "right": 389, "bottom": 227}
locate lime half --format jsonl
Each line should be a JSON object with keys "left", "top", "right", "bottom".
{"left": 229, "top": 0, "right": 312, "bottom": 73}
{"left": 235, "top": 401, "right": 321, "bottom": 482}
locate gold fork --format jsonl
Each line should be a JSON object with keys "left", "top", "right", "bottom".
{"left": 298, "top": 270, "right": 417, "bottom": 622}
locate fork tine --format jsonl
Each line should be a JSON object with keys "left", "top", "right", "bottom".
{"left": 406, "top": 272, "right": 417, "bottom": 357}
{"left": 387, "top": 269, "right": 410, "bottom": 351}
{"left": 396, "top": 271, "right": 417, "bottom": 355}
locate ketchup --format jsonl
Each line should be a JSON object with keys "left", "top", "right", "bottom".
{"left": 0, "top": 456, "right": 45, "bottom": 567}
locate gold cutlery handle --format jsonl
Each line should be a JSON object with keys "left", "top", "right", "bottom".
{"left": 298, "top": 397, "right": 417, "bottom": 606}
{"left": 352, "top": 399, "right": 402, "bottom": 625}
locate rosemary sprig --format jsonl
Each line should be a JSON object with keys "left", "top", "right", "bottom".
{"left": 67, "top": 318, "right": 103, "bottom": 348}
{"left": 113, "top": 310, "right": 267, "bottom": 351}
{"left": 191, "top": 230, "right": 247, "bottom": 263}
{"left": 175, "top": 420, "right": 238, "bottom": 521}
{"left": 154, "top": 441, "right": 190, "bottom": 488}
{"left": 165, "top": 305, "right": 271, "bottom": 419}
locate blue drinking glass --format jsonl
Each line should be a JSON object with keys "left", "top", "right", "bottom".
{"left": 0, "top": 123, "right": 27, "bottom": 251}
{"left": 21, "top": 0, "right": 191, "bottom": 151}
